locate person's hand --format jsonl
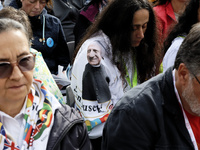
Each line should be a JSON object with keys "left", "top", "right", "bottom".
{"left": 52, "top": 65, "right": 71, "bottom": 88}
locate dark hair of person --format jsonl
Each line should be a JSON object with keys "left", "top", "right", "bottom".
{"left": 163, "top": 0, "right": 199, "bottom": 55}
{"left": 0, "top": 6, "right": 33, "bottom": 40}
{"left": 154, "top": 0, "right": 170, "bottom": 6}
{"left": 73, "top": 0, "right": 158, "bottom": 84}
{"left": 174, "top": 22, "right": 200, "bottom": 75}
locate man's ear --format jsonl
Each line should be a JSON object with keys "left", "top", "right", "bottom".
{"left": 176, "top": 63, "right": 190, "bottom": 86}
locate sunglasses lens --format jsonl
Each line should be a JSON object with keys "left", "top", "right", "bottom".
{"left": 0, "top": 55, "right": 35, "bottom": 78}
{"left": 0, "top": 63, "right": 12, "bottom": 78}
{"left": 19, "top": 55, "right": 35, "bottom": 71}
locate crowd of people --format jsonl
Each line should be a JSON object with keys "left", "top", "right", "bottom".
{"left": 0, "top": 0, "right": 200, "bottom": 149}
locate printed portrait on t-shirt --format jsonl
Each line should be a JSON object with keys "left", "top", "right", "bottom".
{"left": 87, "top": 42, "right": 102, "bottom": 66}
{"left": 82, "top": 41, "right": 111, "bottom": 103}
{"left": 71, "top": 39, "right": 117, "bottom": 132}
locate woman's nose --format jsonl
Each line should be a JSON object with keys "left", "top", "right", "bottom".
{"left": 137, "top": 27, "right": 144, "bottom": 39}
{"left": 9, "top": 65, "right": 23, "bottom": 80}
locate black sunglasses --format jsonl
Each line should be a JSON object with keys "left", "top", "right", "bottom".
{"left": 0, "top": 54, "right": 35, "bottom": 79}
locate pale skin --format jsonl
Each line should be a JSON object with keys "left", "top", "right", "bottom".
{"left": 171, "top": 0, "right": 190, "bottom": 16}
{"left": 175, "top": 63, "right": 200, "bottom": 116}
{"left": 87, "top": 43, "right": 102, "bottom": 66}
{"left": 131, "top": 9, "right": 149, "bottom": 47}
{"left": 20, "top": 0, "right": 46, "bottom": 17}
{"left": 0, "top": 30, "right": 33, "bottom": 117}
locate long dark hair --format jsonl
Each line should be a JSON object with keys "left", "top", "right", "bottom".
{"left": 74, "top": 0, "right": 158, "bottom": 84}
{"left": 164, "top": 0, "right": 199, "bottom": 54}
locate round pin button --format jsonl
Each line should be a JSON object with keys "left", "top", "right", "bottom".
{"left": 46, "top": 37, "right": 54, "bottom": 47}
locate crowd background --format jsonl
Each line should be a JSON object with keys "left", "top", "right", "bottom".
{"left": 0, "top": 0, "right": 199, "bottom": 149}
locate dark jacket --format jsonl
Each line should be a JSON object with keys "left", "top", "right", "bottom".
{"left": 73, "top": 3, "right": 99, "bottom": 47}
{"left": 52, "top": 0, "right": 86, "bottom": 42}
{"left": 47, "top": 104, "right": 93, "bottom": 150}
{"left": 102, "top": 67, "right": 195, "bottom": 149}
{"left": 9, "top": 0, "right": 70, "bottom": 74}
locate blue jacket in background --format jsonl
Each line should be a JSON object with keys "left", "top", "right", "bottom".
{"left": 9, "top": 0, "right": 70, "bottom": 74}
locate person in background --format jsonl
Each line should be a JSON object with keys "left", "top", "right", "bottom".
{"left": 4, "top": 0, "right": 12, "bottom": 6}
{"left": 102, "top": 22, "right": 200, "bottom": 150}
{"left": 0, "top": 0, "right": 3, "bottom": 10}
{"left": 153, "top": 0, "right": 190, "bottom": 43}
{"left": 9, "top": 0, "right": 70, "bottom": 75}
{"left": 52, "top": 0, "right": 86, "bottom": 43}
{"left": 73, "top": 0, "right": 110, "bottom": 47}
{"left": 162, "top": 0, "right": 200, "bottom": 72}
{"left": 0, "top": 6, "right": 32, "bottom": 37}
{"left": 71, "top": 0, "right": 159, "bottom": 149}
{"left": 0, "top": 18, "right": 92, "bottom": 150}
{"left": 0, "top": 6, "right": 66, "bottom": 103}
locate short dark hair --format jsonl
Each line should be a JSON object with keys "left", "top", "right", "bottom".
{"left": 174, "top": 22, "right": 200, "bottom": 75}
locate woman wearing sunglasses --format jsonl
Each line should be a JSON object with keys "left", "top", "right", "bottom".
{"left": 0, "top": 18, "right": 92, "bottom": 150}
{"left": 0, "top": 6, "right": 65, "bottom": 104}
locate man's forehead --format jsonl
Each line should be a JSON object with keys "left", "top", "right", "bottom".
{"left": 87, "top": 43, "right": 101, "bottom": 51}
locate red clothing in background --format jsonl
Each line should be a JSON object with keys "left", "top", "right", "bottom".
{"left": 154, "top": 2, "right": 177, "bottom": 40}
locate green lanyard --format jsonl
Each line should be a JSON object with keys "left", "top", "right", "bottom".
{"left": 159, "top": 62, "right": 163, "bottom": 73}
{"left": 126, "top": 64, "right": 137, "bottom": 88}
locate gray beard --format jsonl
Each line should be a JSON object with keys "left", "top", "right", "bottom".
{"left": 182, "top": 80, "right": 200, "bottom": 116}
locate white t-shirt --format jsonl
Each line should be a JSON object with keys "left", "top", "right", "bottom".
{"left": 71, "top": 30, "right": 124, "bottom": 139}
{"left": 163, "top": 36, "right": 184, "bottom": 72}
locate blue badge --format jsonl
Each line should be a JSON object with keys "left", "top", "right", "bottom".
{"left": 46, "top": 37, "right": 54, "bottom": 47}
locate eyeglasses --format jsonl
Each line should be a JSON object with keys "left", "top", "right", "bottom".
{"left": 191, "top": 72, "right": 200, "bottom": 85}
{"left": 0, "top": 54, "right": 35, "bottom": 79}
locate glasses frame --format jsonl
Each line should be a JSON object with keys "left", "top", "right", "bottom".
{"left": 0, "top": 53, "right": 35, "bottom": 79}
{"left": 190, "top": 71, "right": 200, "bottom": 85}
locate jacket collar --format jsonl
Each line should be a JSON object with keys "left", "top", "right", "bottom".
{"left": 165, "top": 2, "right": 176, "bottom": 22}
{"left": 161, "top": 67, "right": 194, "bottom": 148}
{"left": 161, "top": 67, "right": 180, "bottom": 114}
{"left": 47, "top": 104, "right": 83, "bottom": 149}
{"left": 29, "top": 9, "right": 47, "bottom": 24}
